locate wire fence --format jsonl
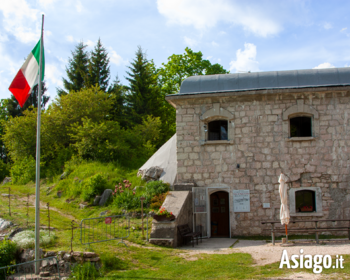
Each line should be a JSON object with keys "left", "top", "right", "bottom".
{"left": 0, "top": 257, "right": 61, "bottom": 280}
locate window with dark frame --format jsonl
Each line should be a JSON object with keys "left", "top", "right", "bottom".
{"left": 290, "top": 116, "right": 312, "bottom": 137}
{"left": 295, "top": 190, "right": 316, "bottom": 212}
{"left": 208, "top": 120, "right": 228, "bottom": 141}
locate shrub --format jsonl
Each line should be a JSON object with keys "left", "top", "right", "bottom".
{"left": 145, "top": 181, "right": 170, "bottom": 198}
{"left": 12, "top": 230, "right": 56, "bottom": 249}
{"left": 10, "top": 156, "right": 36, "bottom": 185}
{"left": 81, "top": 174, "right": 107, "bottom": 202}
{"left": 0, "top": 160, "right": 10, "bottom": 183}
{"left": 69, "top": 262, "right": 100, "bottom": 280}
{"left": 0, "top": 239, "right": 17, "bottom": 267}
{"left": 112, "top": 180, "right": 139, "bottom": 209}
{"left": 150, "top": 191, "right": 169, "bottom": 210}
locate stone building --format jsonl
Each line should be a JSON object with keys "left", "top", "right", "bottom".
{"left": 164, "top": 67, "right": 350, "bottom": 238}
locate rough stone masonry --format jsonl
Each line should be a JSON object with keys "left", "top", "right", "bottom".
{"left": 166, "top": 69, "right": 350, "bottom": 236}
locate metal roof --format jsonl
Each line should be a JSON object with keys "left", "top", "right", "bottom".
{"left": 178, "top": 67, "right": 350, "bottom": 96}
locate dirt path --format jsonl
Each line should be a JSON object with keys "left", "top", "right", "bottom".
{"left": 17, "top": 194, "right": 76, "bottom": 221}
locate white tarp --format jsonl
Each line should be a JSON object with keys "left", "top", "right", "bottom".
{"left": 139, "top": 134, "right": 177, "bottom": 185}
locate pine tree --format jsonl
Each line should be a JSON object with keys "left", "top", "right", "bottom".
{"left": 124, "top": 46, "right": 163, "bottom": 127}
{"left": 6, "top": 82, "right": 49, "bottom": 118}
{"left": 86, "top": 39, "right": 110, "bottom": 92}
{"left": 57, "top": 42, "right": 89, "bottom": 96}
{"left": 107, "top": 75, "right": 127, "bottom": 127}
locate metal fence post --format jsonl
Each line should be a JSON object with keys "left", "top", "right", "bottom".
{"left": 8, "top": 187, "right": 11, "bottom": 216}
{"left": 47, "top": 202, "right": 50, "bottom": 236}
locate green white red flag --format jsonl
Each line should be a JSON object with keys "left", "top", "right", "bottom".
{"left": 8, "top": 39, "right": 45, "bottom": 107}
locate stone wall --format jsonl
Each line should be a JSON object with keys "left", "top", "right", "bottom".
{"left": 168, "top": 88, "right": 350, "bottom": 236}
{"left": 150, "top": 191, "right": 192, "bottom": 247}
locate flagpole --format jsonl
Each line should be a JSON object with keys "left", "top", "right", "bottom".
{"left": 35, "top": 14, "right": 44, "bottom": 274}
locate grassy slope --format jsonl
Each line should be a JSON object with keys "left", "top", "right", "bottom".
{"left": 0, "top": 161, "right": 349, "bottom": 279}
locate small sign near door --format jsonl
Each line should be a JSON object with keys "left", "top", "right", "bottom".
{"left": 233, "top": 190, "right": 250, "bottom": 212}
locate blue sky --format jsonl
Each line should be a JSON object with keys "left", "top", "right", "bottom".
{"left": 1, "top": 0, "right": 350, "bottom": 102}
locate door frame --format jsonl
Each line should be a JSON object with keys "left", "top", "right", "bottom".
{"left": 207, "top": 187, "right": 231, "bottom": 238}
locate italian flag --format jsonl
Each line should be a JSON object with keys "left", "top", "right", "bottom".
{"left": 9, "top": 39, "right": 45, "bottom": 108}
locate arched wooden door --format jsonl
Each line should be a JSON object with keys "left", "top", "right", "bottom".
{"left": 210, "top": 191, "right": 230, "bottom": 237}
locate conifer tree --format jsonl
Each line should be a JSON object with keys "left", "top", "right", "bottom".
{"left": 86, "top": 39, "right": 110, "bottom": 92}
{"left": 57, "top": 42, "right": 89, "bottom": 96}
{"left": 108, "top": 75, "right": 127, "bottom": 127}
{"left": 124, "top": 46, "right": 163, "bottom": 127}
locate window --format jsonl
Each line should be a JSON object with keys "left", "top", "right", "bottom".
{"left": 295, "top": 190, "right": 316, "bottom": 212}
{"left": 290, "top": 116, "right": 312, "bottom": 137}
{"left": 208, "top": 120, "right": 228, "bottom": 140}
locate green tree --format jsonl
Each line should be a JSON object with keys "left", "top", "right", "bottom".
{"left": 86, "top": 39, "right": 110, "bottom": 92}
{"left": 57, "top": 42, "right": 89, "bottom": 96}
{"left": 158, "top": 47, "right": 229, "bottom": 95}
{"left": 108, "top": 75, "right": 127, "bottom": 127}
{"left": 125, "top": 46, "right": 164, "bottom": 127}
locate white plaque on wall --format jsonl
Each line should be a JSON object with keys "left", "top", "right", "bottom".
{"left": 263, "top": 203, "right": 270, "bottom": 208}
{"left": 233, "top": 190, "right": 250, "bottom": 212}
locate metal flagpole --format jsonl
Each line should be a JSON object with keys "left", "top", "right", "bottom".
{"left": 35, "top": 14, "right": 44, "bottom": 274}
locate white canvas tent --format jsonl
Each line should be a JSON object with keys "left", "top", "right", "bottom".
{"left": 139, "top": 134, "right": 177, "bottom": 185}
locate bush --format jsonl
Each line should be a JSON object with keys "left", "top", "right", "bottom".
{"left": 12, "top": 230, "right": 56, "bottom": 249}
{"left": 69, "top": 262, "right": 100, "bottom": 280}
{"left": 10, "top": 156, "right": 36, "bottom": 185}
{"left": 0, "top": 239, "right": 17, "bottom": 267}
{"left": 0, "top": 160, "right": 10, "bottom": 183}
{"left": 150, "top": 191, "right": 169, "bottom": 210}
{"left": 81, "top": 174, "right": 107, "bottom": 202}
{"left": 145, "top": 181, "right": 170, "bottom": 198}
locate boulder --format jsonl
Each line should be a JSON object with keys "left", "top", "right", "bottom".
{"left": 44, "top": 251, "right": 56, "bottom": 258}
{"left": 79, "top": 203, "right": 88, "bottom": 209}
{"left": 99, "top": 189, "right": 113, "bottom": 206}
{"left": 0, "top": 219, "right": 12, "bottom": 231}
{"left": 1, "top": 177, "right": 11, "bottom": 185}
{"left": 93, "top": 196, "right": 101, "bottom": 206}
{"left": 141, "top": 166, "right": 164, "bottom": 182}
{"left": 59, "top": 172, "right": 67, "bottom": 180}
{"left": 8, "top": 227, "right": 24, "bottom": 239}
{"left": 83, "top": 252, "right": 98, "bottom": 258}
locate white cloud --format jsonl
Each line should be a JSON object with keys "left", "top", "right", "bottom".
{"left": 323, "top": 22, "right": 332, "bottom": 30}
{"left": 211, "top": 41, "right": 219, "bottom": 47}
{"left": 313, "top": 62, "right": 335, "bottom": 69}
{"left": 66, "top": 35, "right": 74, "bottom": 42}
{"left": 109, "top": 48, "right": 126, "bottom": 66}
{"left": 76, "top": 0, "right": 83, "bottom": 13}
{"left": 229, "top": 43, "right": 259, "bottom": 73}
{"left": 86, "top": 40, "right": 95, "bottom": 47}
{"left": 341, "top": 27, "right": 347, "bottom": 32}
{"left": 157, "top": 0, "right": 282, "bottom": 37}
{"left": 206, "top": 56, "right": 213, "bottom": 60}
{"left": 44, "top": 63, "right": 63, "bottom": 100}
{"left": 0, "top": 0, "right": 40, "bottom": 43}
{"left": 184, "top": 36, "right": 198, "bottom": 47}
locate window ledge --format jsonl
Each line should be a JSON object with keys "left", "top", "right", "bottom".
{"left": 290, "top": 212, "right": 324, "bottom": 217}
{"left": 286, "top": 137, "right": 316, "bottom": 142}
{"left": 201, "top": 140, "right": 233, "bottom": 145}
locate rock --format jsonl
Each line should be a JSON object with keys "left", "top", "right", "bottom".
{"left": 8, "top": 227, "right": 24, "bottom": 239}
{"left": 0, "top": 219, "right": 13, "bottom": 231}
{"left": 1, "top": 177, "right": 11, "bottom": 185}
{"left": 99, "top": 210, "right": 108, "bottom": 216}
{"left": 79, "top": 203, "right": 88, "bottom": 209}
{"left": 57, "top": 191, "right": 62, "bottom": 198}
{"left": 63, "top": 253, "right": 71, "bottom": 262}
{"left": 86, "top": 257, "right": 101, "bottom": 262}
{"left": 58, "top": 251, "right": 66, "bottom": 258}
{"left": 93, "top": 196, "right": 101, "bottom": 206}
{"left": 140, "top": 166, "right": 164, "bottom": 182}
{"left": 83, "top": 252, "right": 98, "bottom": 258}
{"left": 44, "top": 251, "right": 56, "bottom": 258}
{"left": 59, "top": 172, "right": 67, "bottom": 180}
{"left": 20, "top": 249, "right": 43, "bottom": 263}
{"left": 39, "top": 271, "right": 50, "bottom": 277}
{"left": 72, "top": 251, "right": 82, "bottom": 257}
{"left": 99, "top": 189, "right": 113, "bottom": 206}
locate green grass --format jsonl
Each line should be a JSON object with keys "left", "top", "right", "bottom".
{"left": 1, "top": 161, "right": 349, "bottom": 279}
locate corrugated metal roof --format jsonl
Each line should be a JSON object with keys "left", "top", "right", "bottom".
{"left": 178, "top": 67, "right": 350, "bottom": 95}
